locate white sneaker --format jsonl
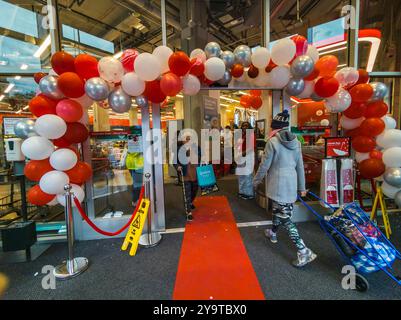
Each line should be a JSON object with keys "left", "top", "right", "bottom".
{"left": 292, "top": 248, "right": 317, "bottom": 268}
{"left": 264, "top": 229, "right": 278, "bottom": 243}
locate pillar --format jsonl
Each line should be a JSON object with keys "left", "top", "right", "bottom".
{"left": 128, "top": 107, "right": 139, "bottom": 126}
{"left": 93, "top": 103, "right": 110, "bottom": 132}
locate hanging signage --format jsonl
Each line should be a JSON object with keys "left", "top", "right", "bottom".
{"left": 3, "top": 117, "right": 33, "bottom": 136}
{"left": 324, "top": 136, "right": 351, "bottom": 158}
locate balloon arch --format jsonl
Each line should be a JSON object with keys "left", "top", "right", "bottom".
{"left": 16, "top": 34, "right": 401, "bottom": 207}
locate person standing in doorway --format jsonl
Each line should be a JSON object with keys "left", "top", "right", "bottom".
{"left": 253, "top": 110, "right": 317, "bottom": 267}
{"left": 125, "top": 151, "right": 144, "bottom": 207}
{"left": 236, "top": 121, "right": 255, "bottom": 200}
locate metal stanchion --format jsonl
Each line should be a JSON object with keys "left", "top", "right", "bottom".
{"left": 139, "top": 173, "right": 162, "bottom": 247}
{"left": 54, "top": 184, "right": 89, "bottom": 280}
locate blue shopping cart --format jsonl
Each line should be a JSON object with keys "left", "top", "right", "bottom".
{"left": 298, "top": 191, "right": 401, "bottom": 292}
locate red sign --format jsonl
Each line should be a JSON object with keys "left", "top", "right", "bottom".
{"left": 325, "top": 137, "right": 351, "bottom": 158}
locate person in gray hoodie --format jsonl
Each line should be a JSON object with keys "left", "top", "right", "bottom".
{"left": 253, "top": 110, "right": 317, "bottom": 267}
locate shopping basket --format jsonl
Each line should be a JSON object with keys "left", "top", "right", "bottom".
{"left": 298, "top": 191, "right": 401, "bottom": 292}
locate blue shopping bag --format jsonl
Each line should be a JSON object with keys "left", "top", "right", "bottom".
{"left": 196, "top": 164, "right": 216, "bottom": 188}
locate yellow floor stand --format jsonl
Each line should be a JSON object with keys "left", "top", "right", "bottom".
{"left": 370, "top": 185, "right": 392, "bottom": 239}
{"left": 121, "top": 198, "right": 150, "bottom": 256}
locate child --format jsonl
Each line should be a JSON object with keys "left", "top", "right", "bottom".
{"left": 253, "top": 110, "right": 317, "bottom": 267}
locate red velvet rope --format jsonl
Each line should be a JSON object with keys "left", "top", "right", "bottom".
{"left": 73, "top": 186, "right": 145, "bottom": 236}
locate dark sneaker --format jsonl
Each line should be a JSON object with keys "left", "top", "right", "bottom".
{"left": 292, "top": 248, "right": 317, "bottom": 268}
{"left": 186, "top": 212, "right": 193, "bottom": 221}
{"left": 264, "top": 229, "right": 278, "bottom": 243}
{"left": 191, "top": 204, "right": 196, "bottom": 210}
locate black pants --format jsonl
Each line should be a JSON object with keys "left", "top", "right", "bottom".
{"left": 184, "top": 181, "right": 198, "bottom": 212}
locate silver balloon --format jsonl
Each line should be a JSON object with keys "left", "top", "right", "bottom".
{"left": 370, "top": 82, "right": 388, "bottom": 102}
{"left": 217, "top": 70, "right": 232, "bottom": 86}
{"left": 204, "top": 42, "right": 221, "bottom": 59}
{"left": 108, "top": 88, "right": 132, "bottom": 113}
{"left": 13, "top": 119, "right": 37, "bottom": 139}
{"left": 395, "top": 190, "right": 401, "bottom": 208}
{"left": 311, "top": 92, "right": 324, "bottom": 102}
{"left": 233, "top": 45, "right": 252, "bottom": 67}
{"left": 290, "top": 55, "right": 314, "bottom": 78}
{"left": 220, "top": 50, "right": 235, "bottom": 69}
{"left": 285, "top": 78, "right": 305, "bottom": 96}
{"left": 39, "top": 75, "right": 64, "bottom": 100}
{"left": 85, "top": 77, "right": 110, "bottom": 101}
{"left": 135, "top": 95, "right": 148, "bottom": 108}
{"left": 383, "top": 167, "right": 401, "bottom": 188}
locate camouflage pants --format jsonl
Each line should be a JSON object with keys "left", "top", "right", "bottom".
{"left": 271, "top": 200, "right": 306, "bottom": 251}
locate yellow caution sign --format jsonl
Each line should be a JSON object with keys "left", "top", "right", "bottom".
{"left": 370, "top": 185, "right": 392, "bottom": 239}
{"left": 121, "top": 198, "right": 150, "bottom": 256}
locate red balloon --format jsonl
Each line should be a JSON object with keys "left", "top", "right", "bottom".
{"left": 343, "top": 101, "right": 367, "bottom": 119}
{"left": 160, "top": 72, "right": 182, "bottom": 97}
{"left": 250, "top": 90, "right": 262, "bottom": 96}
{"left": 359, "top": 117, "right": 385, "bottom": 137}
{"left": 56, "top": 99, "right": 83, "bottom": 123}
{"left": 247, "top": 64, "right": 259, "bottom": 79}
{"left": 352, "top": 135, "right": 376, "bottom": 153}
{"left": 51, "top": 51, "right": 75, "bottom": 75}
{"left": 355, "top": 69, "right": 370, "bottom": 85}
{"left": 345, "top": 127, "right": 363, "bottom": 138}
{"left": 65, "top": 161, "right": 92, "bottom": 184}
{"left": 74, "top": 54, "right": 99, "bottom": 80}
{"left": 121, "top": 49, "right": 139, "bottom": 72}
{"left": 53, "top": 136, "right": 71, "bottom": 148}
{"left": 349, "top": 84, "right": 373, "bottom": 103}
{"left": 304, "top": 68, "right": 319, "bottom": 81}
{"left": 189, "top": 58, "right": 205, "bottom": 77}
{"left": 29, "top": 94, "right": 58, "bottom": 117}
{"left": 314, "top": 77, "right": 339, "bottom": 98}
{"left": 315, "top": 55, "right": 339, "bottom": 78}
{"left": 57, "top": 72, "right": 85, "bottom": 98}
{"left": 240, "top": 95, "right": 252, "bottom": 108}
{"left": 24, "top": 159, "right": 53, "bottom": 182}
{"left": 63, "top": 122, "right": 89, "bottom": 144}
{"left": 231, "top": 64, "right": 244, "bottom": 78}
{"left": 364, "top": 101, "right": 388, "bottom": 118}
{"left": 168, "top": 51, "right": 191, "bottom": 76}
{"left": 359, "top": 158, "right": 385, "bottom": 179}
{"left": 144, "top": 80, "right": 167, "bottom": 103}
{"left": 265, "top": 60, "right": 277, "bottom": 73}
{"left": 251, "top": 96, "right": 263, "bottom": 109}
{"left": 291, "top": 35, "right": 308, "bottom": 56}
{"left": 34, "top": 72, "right": 47, "bottom": 84}
{"left": 369, "top": 149, "right": 383, "bottom": 160}
{"left": 27, "top": 185, "right": 55, "bottom": 206}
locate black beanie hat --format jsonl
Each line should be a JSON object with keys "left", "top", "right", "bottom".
{"left": 271, "top": 110, "right": 290, "bottom": 129}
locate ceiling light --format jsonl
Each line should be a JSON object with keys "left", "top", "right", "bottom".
{"left": 318, "top": 46, "right": 347, "bottom": 56}
{"left": 20, "top": 64, "right": 28, "bottom": 70}
{"left": 4, "top": 84, "right": 15, "bottom": 94}
{"left": 23, "top": 105, "right": 29, "bottom": 110}
{"left": 0, "top": 95, "right": 4, "bottom": 101}
{"left": 113, "top": 51, "right": 123, "bottom": 59}
{"left": 33, "top": 35, "right": 51, "bottom": 58}
{"left": 220, "top": 96, "right": 240, "bottom": 103}
{"left": 14, "top": 76, "right": 21, "bottom": 80}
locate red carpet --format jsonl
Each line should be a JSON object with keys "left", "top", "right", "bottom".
{"left": 173, "top": 196, "right": 265, "bottom": 300}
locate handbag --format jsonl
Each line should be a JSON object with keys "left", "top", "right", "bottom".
{"left": 196, "top": 164, "right": 217, "bottom": 188}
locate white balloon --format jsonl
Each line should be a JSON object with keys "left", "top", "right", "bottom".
{"left": 298, "top": 80, "right": 314, "bottom": 99}
{"left": 334, "top": 67, "right": 359, "bottom": 87}
{"left": 204, "top": 57, "right": 226, "bottom": 81}
{"left": 271, "top": 38, "right": 296, "bottom": 66}
{"left": 73, "top": 94, "right": 93, "bottom": 108}
{"left": 190, "top": 48, "right": 207, "bottom": 63}
{"left": 98, "top": 56, "right": 124, "bottom": 83}
{"left": 355, "top": 152, "right": 370, "bottom": 163}
{"left": 382, "top": 116, "right": 396, "bottom": 130}
{"left": 40, "top": 171, "right": 70, "bottom": 195}
{"left": 134, "top": 53, "right": 161, "bottom": 81}
{"left": 253, "top": 70, "right": 271, "bottom": 87}
{"left": 182, "top": 74, "right": 201, "bottom": 96}
{"left": 57, "top": 184, "right": 85, "bottom": 207}
{"left": 325, "top": 88, "right": 352, "bottom": 113}
{"left": 50, "top": 148, "right": 78, "bottom": 171}
{"left": 306, "top": 44, "right": 319, "bottom": 62}
{"left": 269, "top": 65, "right": 291, "bottom": 88}
{"left": 383, "top": 147, "right": 401, "bottom": 167}
{"left": 382, "top": 181, "right": 401, "bottom": 199}
{"left": 340, "top": 116, "right": 364, "bottom": 130}
{"left": 34, "top": 114, "right": 67, "bottom": 139}
{"left": 376, "top": 129, "right": 401, "bottom": 149}
{"left": 21, "top": 136, "right": 54, "bottom": 160}
{"left": 251, "top": 47, "right": 270, "bottom": 69}
{"left": 46, "top": 197, "right": 58, "bottom": 206}
{"left": 153, "top": 45, "right": 173, "bottom": 73}
{"left": 121, "top": 72, "right": 145, "bottom": 96}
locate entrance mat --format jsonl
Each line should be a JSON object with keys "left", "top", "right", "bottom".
{"left": 173, "top": 196, "right": 265, "bottom": 300}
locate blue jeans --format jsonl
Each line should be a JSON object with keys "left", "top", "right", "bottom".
{"left": 130, "top": 170, "right": 143, "bottom": 202}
